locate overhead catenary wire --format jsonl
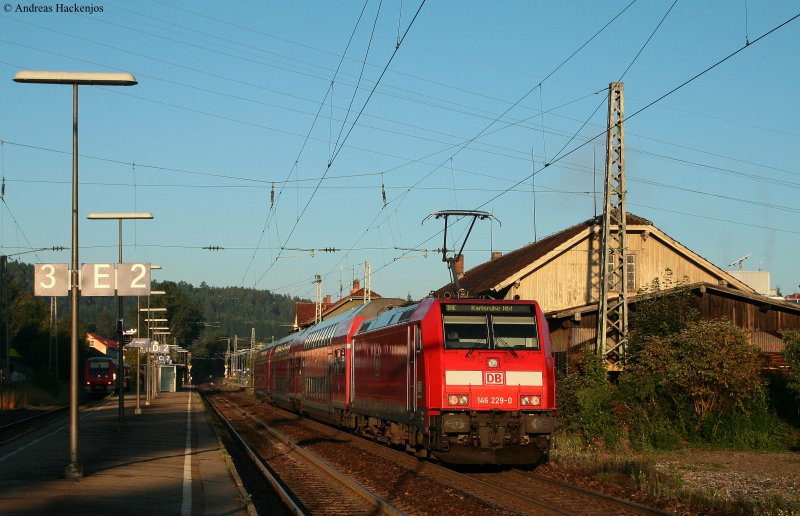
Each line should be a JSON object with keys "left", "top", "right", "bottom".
{"left": 548, "top": 0, "right": 678, "bottom": 166}
{"left": 317, "top": 1, "right": 639, "bottom": 286}
{"left": 251, "top": 0, "right": 427, "bottom": 289}
{"left": 475, "top": 10, "right": 800, "bottom": 215}
{"left": 344, "top": 9, "right": 800, "bottom": 289}
{"left": 240, "top": 0, "right": 380, "bottom": 286}
{"left": 3, "top": 4, "right": 796, "bottom": 296}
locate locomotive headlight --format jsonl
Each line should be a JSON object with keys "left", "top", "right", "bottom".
{"left": 448, "top": 394, "right": 469, "bottom": 406}
{"left": 521, "top": 395, "right": 542, "bottom": 406}
{"left": 487, "top": 358, "right": 499, "bottom": 368}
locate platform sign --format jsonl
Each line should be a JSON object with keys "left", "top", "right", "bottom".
{"left": 80, "top": 263, "right": 116, "bottom": 296}
{"left": 34, "top": 263, "right": 69, "bottom": 297}
{"left": 76, "top": 262, "right": 151, "bottom": 296}
{"left": 117, "top": 263, "right": 151, "bottom": 296}
{"left": 128, "top": 338, "right": 151, "bottom": 349}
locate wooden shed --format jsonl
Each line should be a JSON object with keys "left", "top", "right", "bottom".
{"left": 436, "top": 213, "right": 755, "bottom": 312}
{"left": 548, "top": 282, "right": 800, "bottom": 360}
{"left": 434, "top": 213, "right": 799, "bottom": 370}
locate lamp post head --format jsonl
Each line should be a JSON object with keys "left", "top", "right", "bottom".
{"left": 14, "top": 71, "right": 137, "bottom": 86}
{"left": 87, "top": 212, "right": 153, "bottom": 220}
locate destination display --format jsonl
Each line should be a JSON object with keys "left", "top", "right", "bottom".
{"left": 442, "top": 303, "right": 532, "bottom": 314}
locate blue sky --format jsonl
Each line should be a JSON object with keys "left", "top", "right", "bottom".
{"left": 0, "top": 1, "right": 798, "bottom": 303}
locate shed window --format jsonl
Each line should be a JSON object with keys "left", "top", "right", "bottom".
{"left": 626, "top": 254, "right": 636, "bottom": 292}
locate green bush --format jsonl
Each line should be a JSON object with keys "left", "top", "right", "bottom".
{"left": 785, "top": 330, "right": 800, "bottom": 403}
{"left": 556, "top": 348, "right": 620, "bottom": 446}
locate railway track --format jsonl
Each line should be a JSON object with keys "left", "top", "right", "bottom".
{"left": 0, "top": 406, "right": 69, "bottom": 444}
{"left": 203, "top": 384, "right": 674, "bottom": 515}
{"left": 203, "top": 386, "right": 403, "bottom": 515}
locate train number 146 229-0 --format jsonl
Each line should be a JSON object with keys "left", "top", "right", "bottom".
{"left": 477, "top": 396, "right": 513, "bottom": 405}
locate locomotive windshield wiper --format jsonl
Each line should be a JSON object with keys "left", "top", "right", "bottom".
{"left": 494, "top": 337, "right": 519, "bottom": 358}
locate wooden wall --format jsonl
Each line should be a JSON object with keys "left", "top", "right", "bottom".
{"left": 506, "top": 229, "right": 744, "bottom": 314}
{"left": 546, "top": 286, "right": 800, "bottom": 358}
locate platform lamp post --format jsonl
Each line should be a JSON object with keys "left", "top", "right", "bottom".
{"left": 140, "top": 303, "right": 166, "bottom": 404}
{"left": 87, "top": 212, "right": 153, "bottom": 426}
{"left": 152, "top": 330, "right": 170, "bottom": 395}
{"left": 13, "top": 70, "right": 137, "bottom": 479}
{"left": 137, "top": 265, "right": 160, "bottom": 339}
{"left": 135, "top": 265, "right": 160, "bottom": 413}
{"left": 142, "top": 316, "right": 166, "bottom": 410}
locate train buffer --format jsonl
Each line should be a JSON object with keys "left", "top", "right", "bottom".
{"left": 0, "top": 389, "right": 248, "bottom": 515}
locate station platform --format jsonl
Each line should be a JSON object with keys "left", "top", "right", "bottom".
{"left": 0, "top": 388, "right": 250, "bottom": 515}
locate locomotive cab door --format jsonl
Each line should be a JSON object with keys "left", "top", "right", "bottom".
{"left": 407, "top": 325, "right": 420, "bottom": 413}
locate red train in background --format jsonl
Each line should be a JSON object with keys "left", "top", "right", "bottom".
{"left": 84, "top": 356, "right": 130, "bottom": 395}
{"left": 254, "top": 297, "right": 556, "bottom": 465}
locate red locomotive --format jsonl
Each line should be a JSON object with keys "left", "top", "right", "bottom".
{"left": 84, "top": 356, "right": 130, "bottom": 395}
{"left": 254, "top": 297, "right": 556, "bottom": 465}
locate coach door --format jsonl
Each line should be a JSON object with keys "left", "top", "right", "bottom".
{"left": 407, "top": 325, "right": 420, "bottom": 413}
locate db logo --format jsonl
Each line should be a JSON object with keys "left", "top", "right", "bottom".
{"left": 484, "top": 372, "right": 505, "bottom": 385}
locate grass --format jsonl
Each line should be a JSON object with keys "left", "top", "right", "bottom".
{"left": 0, "top": 381, "right": 68, "bottom": 411}
{"left": 549, "top": 434, "right": 799, "bottom": 515}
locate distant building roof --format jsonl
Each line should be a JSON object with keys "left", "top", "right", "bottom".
{"left": 86, "top": 332, "right": 119, "bottom": 356}
{"left": 294, "top": 301, "right": 334, "bottom": 329}
{"left": 294, "top": 279, "right": 385, "bottom": 328}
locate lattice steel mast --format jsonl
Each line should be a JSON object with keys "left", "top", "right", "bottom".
{"left": 596, "top": 82, "right": 628, "bottom": 367}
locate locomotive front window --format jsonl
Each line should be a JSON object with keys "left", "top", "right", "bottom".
{"left": 492, "top": 315, "right": 539, "bottom": 350}
{"left": 443, "top": 315, "right": 489, "bottom": 350}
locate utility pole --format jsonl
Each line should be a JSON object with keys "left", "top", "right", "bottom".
{"left": 363, "top": 261, "right": 371, "bottom": 304}
{"left": 314, "top": 274, "right": 322, "bottom": 323}
{"left": 1, "top": 256, "right": 7, "bottom": 383}
{"left": 596, "top": 82, "right": 628, "bottom": 369}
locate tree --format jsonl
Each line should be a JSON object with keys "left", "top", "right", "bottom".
{"left": 784, "top": 330, "right": 800, "bottom": 402}
{"left": 624, "top": 319, "right": 762, "bottom": 431}
{"left": 556, "top": 347, "right": 620, "bottom": 445}
{"left": 629, "top": 269, "right": 699, "bottom": 354}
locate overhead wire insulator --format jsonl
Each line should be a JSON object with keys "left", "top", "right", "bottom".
{"left": 381, "top": 172, "right": 387, "bottom": 207}
{"left": 1, "top": 177, "right": 5, "bottom": 200}
{"left": 270, "top": 182, "right": 275, "bottom": 209}
{"left": 203, "top": 245, "right": 224, "bottom": 251}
